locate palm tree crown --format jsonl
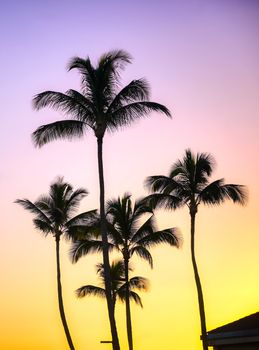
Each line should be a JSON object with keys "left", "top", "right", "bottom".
{"left": 106, "top": 193, "right": 181, "bottom": 267}
{"left": 70, "top": 193, "right": 181, "bottom": 267}
{"left": 76, "top": 260, "right": 149, "bottom": 308}
{"left": 32, "top": 50, "right": 171, "bottom": 146}
{"left": 15, "top": 176, "right": 97, "bottom": 239}
{"left": 145, "top": 149, "right": 247, "bottom": 213}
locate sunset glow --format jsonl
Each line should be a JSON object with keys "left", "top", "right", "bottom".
{"left": 1, "top": 1, "right": 259, "bottom": 349}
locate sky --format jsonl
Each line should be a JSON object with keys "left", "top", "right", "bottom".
{"left": 1, "top": 0, "right": 259, "bottom": 349}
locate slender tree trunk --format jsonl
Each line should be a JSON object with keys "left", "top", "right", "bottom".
{"left": 190, "top": 213, "right": 208, "bottom": 350}
{"left": 97, "top": 137, "right": 120, "bottom": 350}
{"left": 55, "top": 235, "right": 75, "bottom": 350}
{"left": 124, "top": 257, "right": 133, "bottom": 350}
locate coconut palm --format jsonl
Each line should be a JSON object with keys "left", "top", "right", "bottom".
{"left": 32, "top": 50, "right": 171, "bottom": 350}
{"left": 15, "top": 177, "right": 97, "bottom": 350}
{"left": 71, "top": 193, "right": 180, "bottom": 350}
{"left": 76, "top": 260, "right": 149, "bottom": 326}
{"left": 144, "top": 149, "right": 247, "bottom": 350}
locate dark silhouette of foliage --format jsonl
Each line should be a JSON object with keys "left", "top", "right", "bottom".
{"left": 15, "top": 177, "right": 97, "bottom": 350}
{"left": 32, "top": 50, "right": 171, "bottom": 350}
{"left": 70, "top": 193, "right": 180, "bottom": 350}
{"left": 144, "top": 149, "right": 247, "bottom": 350}
{"left": 76, "top": 259, "right": 149, "bottom": 314}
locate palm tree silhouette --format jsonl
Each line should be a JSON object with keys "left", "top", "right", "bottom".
{"left": 32, "top": 50, "right": 171, "bottom": 350}
{"left": 15, "top": 177, "right": 97, "bottom": 350}
{"left": 144, "top": 149, "right": 247, "bottom": 350}
{"left": 76, "top": 259, "right": 149, "bottom": 335}
{"left": 71, "top": 193, "right": 180, "bottom": 350}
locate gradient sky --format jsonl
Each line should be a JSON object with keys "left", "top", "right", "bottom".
{"left": 1, "top": 0, "right": 259, "bottom": 349}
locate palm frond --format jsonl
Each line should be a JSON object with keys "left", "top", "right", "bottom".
{"left": 128, "top": 276, "right": 149, "bottom": 291}
{"left": 67, "top": 56, "right": 94, "bottom": 73}
{"left": 98, "top": 50, "right": 132, "bottom": 73}
{"left": 45, "top": 179, "right": 70, "bottom": 224}
{"left": 64, "top": 188, "right": 89, "bottom": 216}
{"left": 106, "top": 221, "right": 124, "bottom": 245}
{"left": 32, "top": 120, "right": 86, "bottom": 148}
{"left": 169, "top": 151, "right": 194, "bottom": 181}
{"left": 106, "top": 193, "right": 131, "bottom": 214}
{"left": 107, "top": 101, "right": 171, "bottom": 131}
{"left": 70, "top": 239, "right": 103, "bottom": 263}
{"left": 222, "top": 184, "right": 248, "bottom": 205}
{"left": 66, "top": 89, "right": 95, "bottom": 113}
{"left": 169, "top": 150, "right": 214, "bottom": 190}
{"left": 136, "top": 228, "right": 182, "bottom": 249}
{"left": 199, "top": 180, "right": 248, "bottom": 206}
{"left": 106, "top": 193, "right": 132, "bottom": 239}
{"left": 65, "top": 209, "right": 98, "bottom": 228}
{"left": 68, "top": 50, "right": 131, "bottom": 105}
{"left": 133, "top": 197, "right": 153, "bottom": 216}
{"left": 68, "top": 213, "right": 101, "bottom": 241}
{"left": 145, "top": 175, "right": 181, "bottom": 194}
{"left": 130, "top": 246, "right": 153, "bottom": 268}
{"left": 49, "top": 177, "right": 69, "bottom": 205}
{"left": 33, "top": 91, "right": 93, "bottom": 123}
{"left": 131, "top": 215, "right": 156, "bottom": 243}
{"left": 76, "top": 285, "right": 106, "bottom": 298}
{"left": 195, "top": 151, "right": 215, "bottom": 182}
{"left": 168, "top": 164, "right": 186, "bottom": 179}
{"left": 109, "top": 260, "right": 126, "bottom": 283}
{"left": 129, "top": 198, "right": 154, "bottom": 233}
{"left": 34, "top": 196, "right": 52, "bottom": 215}
{"left": 142, "top": 193, "right": 184, "bottom": 210}
{"left": 116, "top": 288, "right": 144, "bottom": 307}
{"left": 32, "top": 219, "right": 53, "bottom": 236}
{"left": 15, "top": 199, "right": 52, "bottom": 224}
{"left": 98, "top": 50, "right": 132, "bottom": 93}
{"left": 95, "top": 260, "right": 126, "bottom": 291}
{"left": 67, "top": 57, "right": 96, "bottom": 98}
{"left": 107, "top": 79, "right": 150, "bottom": 113}
{"left": 181, "top": 149, "right": 196, "bottom": 183}
{"left": 66, "top": 223, "right": 100, "bottom": 241}
{"left": 70, "top": 239, "right": 114, "bottom": 263}
{"left": 128, "top": 291, "right": 143, "bottom": 307}
{"left": 65, "top": 212, "right": 100, "bottom": 241}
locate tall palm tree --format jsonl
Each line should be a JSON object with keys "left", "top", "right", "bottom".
{"left": 144, "top": 149, "right": 247, "bottom": 350}
{"left": 15, "top": 177, "right": 97, "bottom": 350}
{"left": 32, "top": 50, "right": 171, "bottom": 350}
{"left": 71, "top": 193, "right": 180, "bottom": 350}
{"left": 76, "top": 260, "right": 149, "bottom": 327}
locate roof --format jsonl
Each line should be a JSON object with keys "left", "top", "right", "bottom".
{"left": 206, "top": 312, "right": 259, "bottom": 346}
{"left": 208, "top": 312, "right": 259, "bottom": 334}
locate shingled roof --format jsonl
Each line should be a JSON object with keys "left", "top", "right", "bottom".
{"left": 208, "top": 312, "right": 259, "bottom": 334}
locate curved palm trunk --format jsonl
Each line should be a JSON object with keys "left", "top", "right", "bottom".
{"left": 190, "top": 213, "right": 208, "bottom": 350}
{"left": 124, "top": 257, "right": 133, "bottom": 350}
{"left": 97, "top": 137, "right": 120, "bottom": 350}
{"left": 55, "top": 235, "right": 75, "bottom": 350}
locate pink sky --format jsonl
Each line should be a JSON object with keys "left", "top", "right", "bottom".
{"left": 1, "top": 1, "right": 259, "bottom": 349}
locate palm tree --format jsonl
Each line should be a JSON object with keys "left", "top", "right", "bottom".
{"left": 71, "top": 193, "right": 180, "bottom": 350}
{"left": 15, "top": 177, "right": 97, "bottom": 350}
{"left": 32, "top": 50, "right": 171, "bottom": 350}
{"left": 76, "top": 260, "right": 149, "bottom": 330}
{"left": 144, "top": 149, "right": 247, "bottom": 350}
